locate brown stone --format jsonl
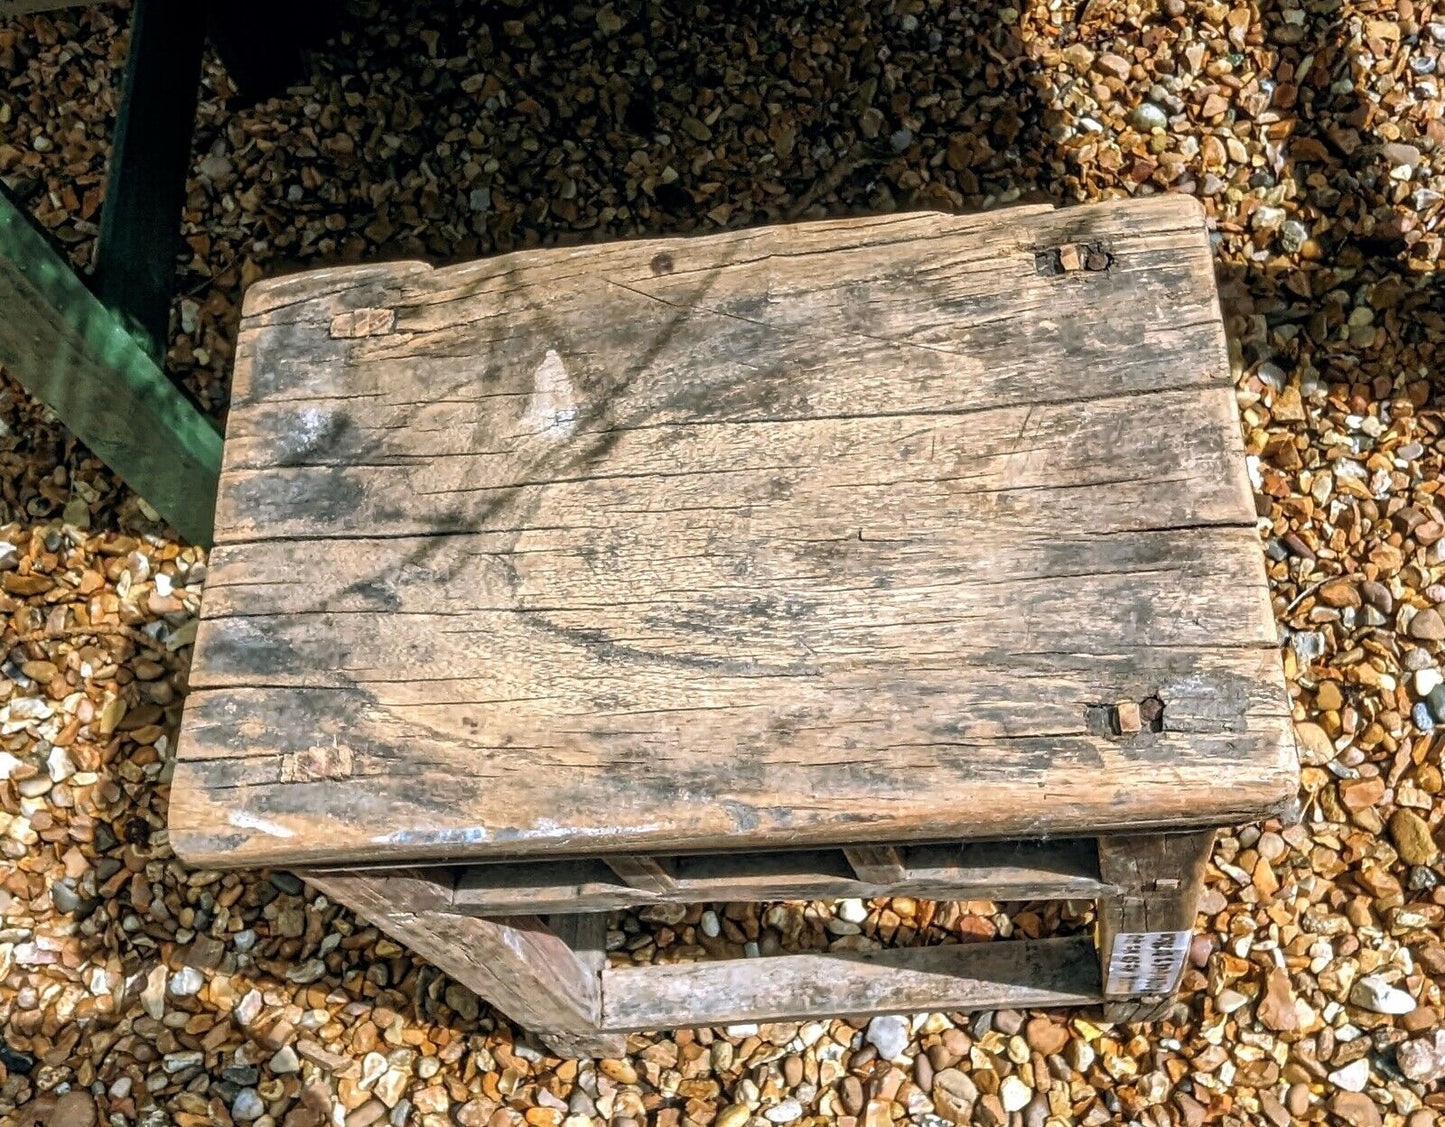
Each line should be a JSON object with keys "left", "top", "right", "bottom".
{"left": 1339, "top": 776, "right": 1386, "bottom": 811}
{"left": 1407, "top": 607, "right": 1445, "bottom": 640}
{"left": 1256, "top": 967, "right": 1298, "bottom": 1032}
{"left": 1388, "top": 808, "right": 1438, "bottom": 865}
{"left": 1318, "top": 579, "right": 1360, "bottom": 607}
{"left": 1294, "top": 721, "right": 1336, "bottom": 764}
{"left": 931, "top": 1069, "right": 978, "bottom": 1125}
{"left": 1023, "top": 1017, "right": 1068, "bottom": 1057}
{"left": 1327, "top": 1092, "right": 1382, "bottom": 1127}
{"left": 53, "top": 1092, "right": 97, "bottom": 1127}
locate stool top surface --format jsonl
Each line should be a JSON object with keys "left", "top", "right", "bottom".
{"left": 171, "top": 196, "right": 1295, "bottom": 869}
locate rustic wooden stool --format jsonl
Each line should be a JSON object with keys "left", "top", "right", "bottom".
{"left": 170, "top": 196, "right": 1296, "bottom": 1057}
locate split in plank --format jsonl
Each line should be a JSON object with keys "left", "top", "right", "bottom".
{"left": 171, "top": 196, "right": 1292, "bottom": 869}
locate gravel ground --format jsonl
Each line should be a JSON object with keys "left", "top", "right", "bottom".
{"left": 3, "top": 0, "right": 1445, "bottom": 1125}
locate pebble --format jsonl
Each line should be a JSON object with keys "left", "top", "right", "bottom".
{"left": 763, "top": 1099, "right": 802, "bottom": 1123}
{"left": 1350, "top": 976, "right": 1417, "bottom": 1015}
{"left": 270, "top": 1046, "right": 301, "bottom": 1074}
{"left": 1023, "top": 1016, "right": 1068, "bottom": 1056}
{"left": 1327, "top": 1058, "right": 1370, "bottom": 1092}
{"left": 168, "top": 966, "right": 204, "bottom": 997}
{"left": 51, "top": 1091, "right": 96, "bottom": 1127}
{"left": 163, "top": 1051, "right": 204, "bottom": 1073}
{"left": 998, "top": 1076, "right": 1031, "bottom": 1114}
{"left": 232, "top": 1088, "right": 265, "bottom": 1121}
{"left": 865, "top": 1015, "right": 911, "bottom": 1061}
{"left": 234, "top": 989, "right": 263, "bottom": 1026}
{"left": 1407, "top": 607, "right": 1445, "bottom": 640}
{"left": 930, "top": 1069, "right": 976, "bottom": 1125}
{"left": 374, "top": 1068, "right": 408, "bottom": 1107}
{"left": 836, "top": 898, "right": 868, "bottom": 924}
{"left": 1129, "top": 101, "right": 1169, "bottom": 130}
{"left": 1329, "top": 1092, "right": 1383, "bottom": 1127}
{"left": 1279, "top": 219, "right": 1309, "bottom": 253}
{"left": 140, "top": 964, "right": 167, "bottom": 1020}
{"left": 1388, "top": 808, "right": 1438, "bottom": 865}
{"left": 1397, "top": 1030, "right": 1445, "bottom": 1084}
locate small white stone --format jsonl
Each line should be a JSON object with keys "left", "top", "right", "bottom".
{"left": 374, "top": 1067, "right": 408, "bottom": 1107}
{"left": 46, "top": 745, "right": 75, "bottom": 783}
{"left": 999, "top": 1075, "right": 1032, "bottom": 1113}
{"left": 0, "top": 751, "right": 22, "bottom": 780}
{"left": 1415, "top": 668, "right": 1443, "bottom": 697}
{"left": 836, "top": 898, "right": 869, "bottom": 924}
{"left": 234, "top": 988, "right": 263, "bottom": 1026}
{"left": 1327, "top": 1058, "right": 1370, "bottom": 1092}
{"left": 270, "top": 1045, "right": 300, "bottom": 1074}
{"left": 865, "top": 1014, "right": 911, "bottom": 1060}
{"left": 764, "top": 1100, "right": 803, "bottom": 1123}
{"left": 169, "top": 966, "right": 204, "bottom": 997}
{"left": 360, "top": 1051, "right": 389, "bottom": 1089}
{"left": 1350, "top": 975, "right": 1416, "bottom": 1015}
{"left": 140, "top": 964, "right": 168, "bottom": 1020}
{"left": 232, "top": 1089, "right": 265, "bottom": 1121}
{"left": 700, "top": 910, "right": 721, "bottom": 938}
{"left": 1216, "top": 988, "right": 1250, "bottom": 1014}
{"left": 1066, "top": 1039, "right": 1095, "bottom": 1073}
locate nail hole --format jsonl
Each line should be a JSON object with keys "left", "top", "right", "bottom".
{"left": 1035, "top": 241, "right": 1113, "bottom": 276}
{"left": 1084, "top": 696, "right": 1165, "bottom": 738}
{"left": 650, "top": 252, "right": 675, "bottom": 275}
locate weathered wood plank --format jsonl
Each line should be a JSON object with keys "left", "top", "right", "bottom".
{"left": 1095, "top": 829, "right": 1215, "bottom": 1022}
{"left": 843, "top": 846, "right": 907, "bottom": 884}
{"left": 600, "top": 935, "right": 1101, "bottom": 1030}
{"left": 171, "top": 637, "right": 1289, "bottom": 867}
{"left": 450, "top": 840, "right": 1112, "bottom": 915}
{"left": 0, "top": 190, "right": 221, "bottom": 544}
{"left": 172, "top": 197, "right": 1294, "bottom": 869}
{"left": 302, "top": 869, "right": 621, "bottom": 1056}
{"left": 603, "top": 856, "right": 677, "bottom": 894}
{"left": 90, "top": 0, "right": 207, "bottom": 361}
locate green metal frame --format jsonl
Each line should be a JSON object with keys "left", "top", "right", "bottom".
{"left": 0, "top": 190, "right": 222, "bottom": 544}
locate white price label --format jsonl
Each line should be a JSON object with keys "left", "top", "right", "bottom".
{"left": 1105, "top": 930, "right": 1190, "bottom": 995}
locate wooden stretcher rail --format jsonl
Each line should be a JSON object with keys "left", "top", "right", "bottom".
{"left": 446, "top": 839, "right": 1110, "bottom": 915}
{"left": 600, "top": 935, "right": 1102, "bottom": 1030}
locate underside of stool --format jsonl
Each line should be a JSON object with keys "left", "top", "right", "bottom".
{"left": 301, "top": 830, "right": 1215, "bottom": 1058}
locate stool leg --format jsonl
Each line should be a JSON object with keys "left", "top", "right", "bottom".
{"left": 303, "top": 870, "right": 625, "bottom": 1058}
{"left": 1095, "top": 829, "right": 1214, "bottom": 1023}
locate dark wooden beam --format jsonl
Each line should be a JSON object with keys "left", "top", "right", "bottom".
{"left": 90, "top": 0, "right": 207, "bottom": 363}
{"left": 0, "top": 190, "right": 222, "bottom": 545}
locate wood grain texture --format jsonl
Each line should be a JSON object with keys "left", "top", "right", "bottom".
{"left": 600, "top": 935, "right": 1101, "bottom": 1030}
{"left": 172, "top": 196, "right": 1295, "bottom": 868}
{"left": 0, "top": 188, "right": 221, "bottom": 544}
{"left": 844, "top": 846, "right": 907, "bottom": 883}
{"left": 302, "top": 869, "right": 622, "bottom": 1056}
{"left": 1096, "top": 829, "right": 1215, "bottom": 1022}
{"left": 450, "top": 840, "right": 1113, "bottom": 915}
